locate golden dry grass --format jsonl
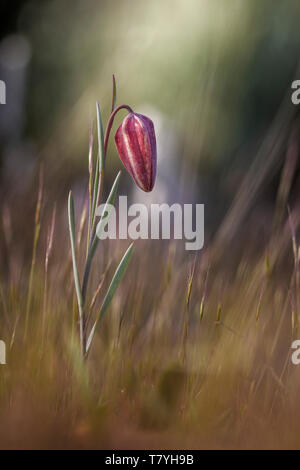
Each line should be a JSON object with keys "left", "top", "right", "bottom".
{"left": 0, "top": 182, "right": 300, "bottom": 450}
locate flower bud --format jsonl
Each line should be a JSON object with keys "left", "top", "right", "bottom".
{"left": 114, "top": 112, "right": 157, "bottom": 192}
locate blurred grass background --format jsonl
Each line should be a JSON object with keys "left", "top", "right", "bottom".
{"left": 0, "top": 0, "right": 300, "bottom": 449}
{"left": 1, "top": 0, "right": 300, "bottom": 239}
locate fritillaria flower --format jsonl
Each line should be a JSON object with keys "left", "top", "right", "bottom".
{"left": 114, "top": 112, "right": 157, "bottom": 192}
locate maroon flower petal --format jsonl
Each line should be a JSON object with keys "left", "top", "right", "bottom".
{"left": 115, "top": 112, "right": 157, "bottom": 192}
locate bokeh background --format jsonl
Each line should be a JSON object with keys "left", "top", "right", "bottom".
{"left": 1, "top": 0, "right": 300, "bottom": 449}
{"left": 1, "top": 0, "right": 300, "bottom": 244}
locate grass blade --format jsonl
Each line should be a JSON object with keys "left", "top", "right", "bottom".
{"left": 95, "top": 170, "right": 121, "bottom": 241}
{"left": 90, "top": 144, "right": 99, "bottom": 233}
{"left": 96, "top": 101, "right": 105, "bottom": 172}
{"left": 82, "top": 171, "right": 122, "bottom": 302}
{"left": 90, "top": 102, "right": 105, "bottom": 231}
{"left": 68, "top": 191, "right": 83, "bottom": 320}
{"left": 24, "top": 168, "right": 43, "bottom": 340}
{"left": 87, "top": 123, "right": 94, "bottom": 255}
{"left": 86, "top": 243, "right": 134, "bottom": 355}
{"left": 111, "top": 74, "right": 117, "bottom": 112}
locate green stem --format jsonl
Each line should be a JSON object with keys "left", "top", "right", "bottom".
{"left": 104, "top": 104, "right": 133, "bottom": 156}
{"left": 83, "top": 105, "right": 133, "bottom": 304}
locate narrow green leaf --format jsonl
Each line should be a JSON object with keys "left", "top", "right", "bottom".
{"left": 90, "top": 150, "right": 99, "bottom": 231}
{"left": 90, "top": 145, "right": 100, "bottom": 231}
{"left": 90, "top": 170, "right": 121, "bottom": 260}
{"left": 95, "top": 171, "right": 121, "bottom": 241}
{"left": 90, "top": 102, "right": 105, "bottom": 230}
{"left": 100, "top": 243, "right": 134, "bottom": 317}
{"left": 111, "top": 74, "right": 117, "bottom": 112}
{"left": 86, "top": 243, "right": 134, "bottom": 354}
{"left": 87, "top": 125, "right": 94, "bottom": 257}
{"left": 82, "top": 171, "right": 122, "bottom": 302}
{"left": 68, "top": 191, "right": 83, "bottom": 319}
{"left": 96, "top": 101, "right": 105, "bottom": 172}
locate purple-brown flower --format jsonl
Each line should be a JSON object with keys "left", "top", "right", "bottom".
{"left": 114, "top": 112, "right": 157, "bottom": 192}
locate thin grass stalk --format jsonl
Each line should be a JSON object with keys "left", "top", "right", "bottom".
{"left": 87, "top": 124, "right": 94, "bottom": 257}
{"left": 42, "top": 205, "right": 56, "bottom": 333}
{"left": 24, "top": 169, "right": 43, "bottom": 340}
{"left": 90, "top": 102, "right": 105, "bottom": 238}
{"left": 111, "top": 74, "right": 117, "bottom": 113}
{"left": 273, "top": 127, "right": 298, "bottom": 233}
{"left": 181, "top": 257, "right": 196, "bottom": 364}
{"left": 77, "top": 203, "right": 87, "bottom": 252}
{"left": 68, "top": 191, "right": 85, "bottom": 355}
{"left": 199, "top": 264, "right": 210, "bottom": 322}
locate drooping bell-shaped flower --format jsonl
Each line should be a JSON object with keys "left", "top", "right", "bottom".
{"left": 114, "top": 112, "right": 157, "bottom": 192}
